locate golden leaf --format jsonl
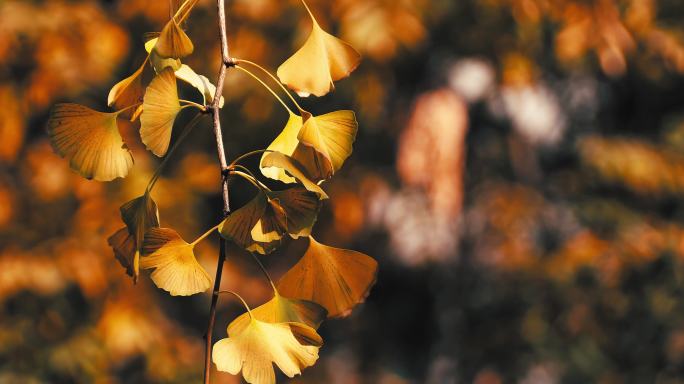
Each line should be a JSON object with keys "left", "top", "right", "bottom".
{"left": 277, "top": 237, "right": 377, "bottom": 318}
{"left": 107, "top": 60, "right": 146, "bottom": 113}
{"left": 47, "top": 103, "right": 133, "bottom": 181}
{"left": 228, "top": 292, "right": 327, "bottom": 337}
{"left": 213, "top": 318, "right": 320, "bottom": 384}
{"left": 154, "top": 18, "right": 194, "bottom": 59}
{"left": 261, "top": 151, "right": 328, "bottom": 199}
{"left": 174, "top": 64, "right": 224, "bottom": 107}
{"left": 268, "top": 188, "right": 321, "bottom": 239}
{"left": 141, "top": 227, "right": 211, "bottom": 296}
{"left": 260, "top": 112, "right": 304, "bottom": 184}
{"left": 140, "top": 68, "right": 181, "bottom": 157}
{"left": 277, "top": 14, "right": 360, "bottom": 97}
{"left": 119, "top": 192, "right": 160, "bottom": 281}
{"left": 145, "top": 36, "right": 182, "bottom": 73}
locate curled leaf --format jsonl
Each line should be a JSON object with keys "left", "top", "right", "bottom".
{"left": 141, "top": 227, "right": 211, "bottom": 296}
{"left": 119, "top": 192, "right": 160, "bottom": 281}
{"left": 260, "top": 112, "right": 303, "bottom": 184}
{"left": 47, "top": 103, "right": 133, "bottom": 181}
{"left": 145, "top": 36, "right": 182, "bottom": 73}
{"left": 107, "top": 227, "right": 136, "bottom": 278}
{"left": 174, "top": 64, "right": 224, "bottom": 107}
{"left": 277, "top": 237, "right": 378, "bottom": 318}
{"left": 140, "top": 68, "right": 181, "bottom": 157}
{"left": 213, "top": 319, "right": 320, "bottom": 384}
{"left": 268, "top": 188, "right": 320, "bottom": 239}
{"left": 108, "top": 60, "right": 146, "bottom": 113}
{"left": 154, "top": 18, "right": 194, "bottom": 59}
{"left": 261, "top": 151, "right": 328, "bottom": 199}
{"left": 277, "top": 18, "right": 360, "bottom": 97}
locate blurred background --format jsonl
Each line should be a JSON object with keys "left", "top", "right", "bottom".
{"left": 4, "top": 0, "right": 684, "bottom": 382}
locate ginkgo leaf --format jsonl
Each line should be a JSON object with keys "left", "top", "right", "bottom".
{"left": 141, "top": 227, "right": 211, "bottom": 296}
{"left": 47, "top": 103, "right": 133, "bottom": 181}
{"left": 260, "top": 112, "right": 303, "bottom": 184}
{"left": 107, "top": 227, "right": 136, "bottom": 278}
{"left": 298, "top": 110, "right": 357, "bottom": 172}
{"left": 108, "top": 61, "right": 146, "bottom": 113}
{"left": 213, "top": 318, "right": 320, "bottom": 384}
{"left": 145, "top": 36, "right": 182, "bottom": 73}
{"left": 277, "top": 236, "right": 378, "bottom": 318}
{"left": 228, "top": 292, "right": 327, "bottom": 337}
{"left": 261, "top": 151, "right": 328, "bottom": 199}
{"left": 267, "top": 188, "right": 321, "bottom": 239}
{"left": 277, "top": 17, "right": 360, "bottom": 97}
{"left": 219, "top": 187, "right": 321, "bottom": 253}
{"left": 141, "top": 68, "right": 181, "bottom": 157}
{"left": 119, "top": 192, "right": 160, "bottom": 281}
{"left": 154, "top": 18, "right": 194, "bottom": 59}
{"left": 174, "top": 64, "right": 224, "bottom": 107}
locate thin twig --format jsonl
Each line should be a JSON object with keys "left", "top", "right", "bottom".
{"left": 204, "top": 0, "right": 234, "bottom": 382}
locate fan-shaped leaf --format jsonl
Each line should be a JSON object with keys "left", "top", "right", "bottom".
{"left": 47, "top": 104, "right": 133, "bottom": 181}
{"left": 277, "top": 20, "right": 360, "bottom": 97}
{"left": 213, "top": 318, "right": 320, "bottom": 384}
{"left": 277, "top": 237, "right": 377, "bottom": 318}
{"left": 140, "top": 68, "right": 181, "bottom": 157}
{"left": 141, "top": 227, "right": 211, "bottom": 296}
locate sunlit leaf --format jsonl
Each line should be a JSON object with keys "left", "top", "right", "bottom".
{"left": 228, "top": 292, "right": 327, "bottom": 337}
{"left": 141, "top": 227, "right": 211, "bottom": 296}
{"left": 119, "top": 192, "right": 160, "bottom": 281}
{"left": 260, "top": 112, "right": 304, "bottom": 184}
{"left": 261, "top": 151, "right": 328, "bottom": 199}
{"left": 47, "top": 103, "right": 133, "bottom": 181}
{"left": 174, "top": 64, "right": 224, "bottom": 107}
{"left": 294, "top": 110, "right": 358, "bottom": 182}
{"left": 213, "top": 318, "right": 320, "bottom": 384}
{"left": 107, "top": 227, "right": 136, "bottom": 278}
{"left": 154, "top": 18, "right": 194, "bottom": 59}
{"left": 277, "top": 237, "right": 377, "bottom": 318}
{"left": 141, "top": 68, "right": 181, "bottom": 157}
{"left": 107, "top": 60, "right": 146, "bottom": 113}
{"left": 277, "top": 17, "right": 360, "bottom": 97}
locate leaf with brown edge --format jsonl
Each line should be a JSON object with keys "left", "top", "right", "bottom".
{"left": 141, "top": 227, "right": 211, "bottom": 296}
{"left": 141, "top": 68, "right": 181, "bottom": 157}
{"left": 261, "top": 151, "right": 328, "bottom": 199}
{"left": 108, "top": 60, "right": 146, "bottom": 114}
{"left": 277, "top": 17, "right": 360, "bottom": 97}
{"left": 277, "top": 236, "right": 378, "bottom": 318}
{"left": 228, "top": 291, "right": 327, "bottom": 338}
{"left": 260, "top": 112, "right": 303, "bottom": 184}
{"left": 212, "top": 318, "right": 320, "bottom": 384}
{"left": 47, "top": 103, "right": 133, "bottom": 181}
{"left": 107, "top": 227, "right": 136, "bottom": 278}
{"left": 119, "top": 192, "right": 160, "bottom": 281}
{"left": 154, "top": 18, "right": 194, "bottom": 59}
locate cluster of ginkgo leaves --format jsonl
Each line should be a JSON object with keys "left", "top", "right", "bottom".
{"left": 46, "top": 1, "right": 377, "bottom": 383}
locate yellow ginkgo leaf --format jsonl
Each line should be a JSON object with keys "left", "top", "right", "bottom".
{"left": 277, "top": 236, "right": 378, "bottom": 318}
{"left": 141, "top": 68, "right": 181, "bottom": 157}
{"left": 174, "top": 64, "right": 224, "bottom": 107}
{"left": 107, "top": 227, "right": 136, "bottom": 278}
{"left": 141, "top": 227, "right": 211, "bottom": 296}
{"left": 145, "top": 36, "right": 182, "bottom": 73}
{"left": 107, "top": 60, "right": 146, "bottom": 113}
{"left": 154, "top": 18, "right": 194, "bottom": 59}
{"left": 277, "top": 15, "right": 361, "bottom": 97}
{"left": 228, "top": 292, "right": 327, "bottom": 336}
{"left": 261, "top": 151, "right": 328, "bottom": 199}
{"left": 260, "top": 112, "right": 303, "bottom": 184}
{"left": 47, "top": 103, "right": 133, "bottom": 181}
{"left": 213, "top": 319, "right": 320, "bottom": 384}
{"left": 119, "top": 192, "right": 160, "bottom": 281}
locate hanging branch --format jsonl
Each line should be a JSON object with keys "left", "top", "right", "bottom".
{"left": 204, "top": 0, "right": 236, "bottom": 382}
